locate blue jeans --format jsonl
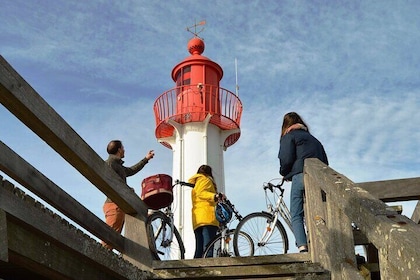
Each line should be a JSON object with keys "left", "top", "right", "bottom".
{"left": 290, "top": 173, "right": 307, "bottom": 247}
{"left": 194, "top": 225, "right": 218, "bottom": 258}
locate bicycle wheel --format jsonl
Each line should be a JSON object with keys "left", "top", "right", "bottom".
{"left": 233, "top": 212, "right": 289, "bottom": 256}
{"left": 234, "top": 230, "right": 255, "bottom": 257}
{"left": 146, "top": 211, "right": 185, "bottom": 260}
{"left": 202, "top": 229, "right": 254, "bottom": 258}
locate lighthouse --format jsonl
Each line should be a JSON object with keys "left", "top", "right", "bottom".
{"left": 153, "top": 30, "right": 243, "bottom": 259}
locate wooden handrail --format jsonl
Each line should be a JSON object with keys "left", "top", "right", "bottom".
{"left": 357, "top": 177, "right": 420, "bottom": 202}
{"left": 0, "top": 141, "right": 125, "bottom": 251}
{"left": 0, "top": 55, "right": 153, "bottom": 270}
{"left": 304, "top": 158, "right": 420, "bottom": 279}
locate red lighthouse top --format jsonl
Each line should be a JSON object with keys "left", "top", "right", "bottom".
{"left": 187, "top": 37, "right": 205, "bottom": 55}
{"left": 153, "top": 36, "right": 243, "bottom": 149}
{"left": 170, "top": 37, "right": 223, "bottom": 91}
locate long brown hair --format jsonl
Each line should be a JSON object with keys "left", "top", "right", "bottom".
{"left": 281, "top": 112, "right": 309, "bottom": 136}
{"left": 197, "top": 164, "right": 213, "bottom": 177}
{"left": 197, "top": 164, "right": 217, "bottom": 190}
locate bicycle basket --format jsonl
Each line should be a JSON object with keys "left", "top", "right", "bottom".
{"left": 141, "top": 174, "right": 173, "bottom": 210}
{"left": 215, "top": 202, "right": 233, "bottom": 224}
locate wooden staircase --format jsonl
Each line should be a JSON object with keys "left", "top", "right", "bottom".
{"left": 150, "top": 254, "right": 330, "bottom": 279}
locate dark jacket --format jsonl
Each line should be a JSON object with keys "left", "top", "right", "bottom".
{"left": 278, "top": 129, "right": 328, "bottom": 180}
{"left": 104, "top": 154, "right": 149, "bottom": 203}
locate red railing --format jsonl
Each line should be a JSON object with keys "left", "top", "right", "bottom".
{"left": 154, "top": 84, "right": 243, "bottom": 149}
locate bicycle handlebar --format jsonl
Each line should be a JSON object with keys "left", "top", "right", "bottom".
{"left": 174, "top": 179, "right": 195, "bottom": 188}
{"left": 263, "top": 179, "right": 286, "bottom": 196}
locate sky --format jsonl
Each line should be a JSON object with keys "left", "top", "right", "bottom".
{"left": 1, "top": 0, "right": 419, "bottom": 254}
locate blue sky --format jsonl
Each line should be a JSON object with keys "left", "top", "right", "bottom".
{"left": 1, "top": 0, "right": 419, "bottom": 253}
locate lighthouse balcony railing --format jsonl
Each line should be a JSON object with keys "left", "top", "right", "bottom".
{"left": 154, "top": 84, "right": 243, "bottom": 132}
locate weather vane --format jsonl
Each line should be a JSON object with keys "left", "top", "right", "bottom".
{"left": 186, "top": 20, "right": 206, "bottom": 39}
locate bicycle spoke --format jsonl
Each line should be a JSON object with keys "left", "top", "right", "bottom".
{"left": 147, "top": 212, "right": 185, "bottom": 260}
{"left": 203, "top": 229, "right": 253, "bottom": 258}
{"left": 235, "top": 231, "right": 254, "bottom": 257}
{"left": 234, "top": 212, "right": 288, "bottom": 256}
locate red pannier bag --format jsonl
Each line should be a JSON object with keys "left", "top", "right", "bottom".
{"left": 141, "top": 174, "right": 173, "bottom": 210}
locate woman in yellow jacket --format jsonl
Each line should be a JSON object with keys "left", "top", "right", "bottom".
{"left": 188, "top": 165, "right": 221, "bottom": 258}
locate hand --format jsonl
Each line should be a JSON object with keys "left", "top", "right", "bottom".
{"left": 215, "top": 192, "right": 226, "bottom": 202}
{"left": 146, "top": 150, "right": 155, "bottom": 160}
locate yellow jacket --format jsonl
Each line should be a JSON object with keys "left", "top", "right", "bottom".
{"left": 188, "top": 173, "right": 219, "bottom": 230}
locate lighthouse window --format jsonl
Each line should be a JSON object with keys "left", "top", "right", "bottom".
{"left": 176, "top": 72, "right": 182, "bottom": 89}
{"left": 181, "top": 66, "right": 191, "bottom": 87}
{"left": 182, "top": 66, "right": 191, "bottom": 83}
{"left": 176, "top": 66, "right": 192, "bottom": 95}
{"left": 183, "top": 65, "right": 191, "bottom": 73}
{"left": 175, "top": 66, "right": 191, "bottom": 86}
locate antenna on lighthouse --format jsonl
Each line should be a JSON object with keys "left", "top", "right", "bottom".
{"left": 235, "top": 58, "right": 239, "bottom": 96}
{"left": 186, "top": 20, "right": 206, "bottom": 39}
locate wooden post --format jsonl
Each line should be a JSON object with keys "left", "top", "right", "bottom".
{"left": 326, "top": 180, "right": 358, "bottom": 278}
{"left": 304, "top": 158, "right": 420, "bottom": 280}
{"left": 304, "top": 159, "right": 365, "bottom": 280}
{"left": 0, "top": 210, "right": 8, "bottom": 262}
{"left": 123, "top": 214, "right": 154, "bottom": 270}
{"left": 411, "top": 201, "right": 420, "bottom": 224}
{"left": 304, "top": 172, "right": 330, "bottom": 267}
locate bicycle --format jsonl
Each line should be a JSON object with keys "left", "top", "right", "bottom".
{"left": 202, "top": 198, "right": 254, "bottom": 258}
{"left": 233, "top": 178, "right": 290, "bottom": 256}
{"left": 146, "top": 179, "right": 194, "bottom": 261}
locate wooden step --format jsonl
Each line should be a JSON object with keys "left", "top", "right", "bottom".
{"left": 151, "top": 254, "right": 330, "bottom": 279}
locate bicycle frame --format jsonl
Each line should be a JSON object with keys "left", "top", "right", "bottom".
{"left": 220, "top": 200, "right": 242, "bottom": 256}
{"left": 216, "top": 223, "right": 232, "bottom": 257}
{"left": 147, "top": 180, "right": 194, "bottom": 260}
{"left": 154, "top": 206, "right": 175, "bottom": 248}
{"left": 266, "top": 180, "right": 292, "bottom": 230}
{"left": 258, "top": 179, "right": 292, "bottom": 245}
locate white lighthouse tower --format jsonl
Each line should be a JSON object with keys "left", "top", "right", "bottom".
{"left": 153, "top": 29, "right": 243, "bottom": 259}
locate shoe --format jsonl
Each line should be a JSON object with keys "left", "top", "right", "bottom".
{"left": 298, "top": 245, "right": 308, "bottom": 253}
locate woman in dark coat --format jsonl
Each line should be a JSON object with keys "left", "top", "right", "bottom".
{"left": 278, "top": 112, "right": 328, "bottom": 253}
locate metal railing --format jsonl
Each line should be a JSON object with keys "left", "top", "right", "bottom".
{"left": 154, "top": 84, "right": 243, "bottom": 147}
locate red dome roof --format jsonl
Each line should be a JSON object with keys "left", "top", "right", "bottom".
{"left": 187, "top": 37, "right": 205, "bottom": 55}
